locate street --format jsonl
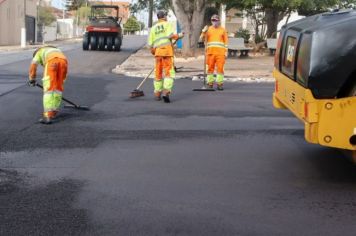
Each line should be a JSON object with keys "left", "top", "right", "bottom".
{"left": 1, "top": 35, "right": 356, "bottom": 235}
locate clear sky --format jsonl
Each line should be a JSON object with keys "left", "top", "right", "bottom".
{"left": 51, "top": 0, "right": 132, "bottom": 10}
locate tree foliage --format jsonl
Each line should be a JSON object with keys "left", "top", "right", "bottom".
{"left": 65, "top": 0, "right": 88, "bottom": 11}
{"left": 130, "top": 0, "right": 171, "bottom": 13}
{"left": 235, "top": 28, "right": 250, "bottom": 43}
{"left": 75, "top": 6, "right": 91, "bottom": 26}
{"left": 38, "top": 6, "right": 56, "bottom": 26}
{"left": 128, "top": 0, "right": 356, "bottom": 56}
{"left": 124, "top": 16, "right": 141, "bottom": 34}
{"left": 299, "top": 0, "right": 356, "bottom": 15}
{"left": 220, "top": 0, "right": 356, "bottom": 39}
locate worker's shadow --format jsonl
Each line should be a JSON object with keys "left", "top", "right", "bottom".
{"left": 49, "top": 109, "right": 83, "bottom": 124}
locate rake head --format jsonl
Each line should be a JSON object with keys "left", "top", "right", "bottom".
{"left": 193, "top": 86, "right": 215, "bottom": 91}
{"left": 64, "top": 105, "right": 90, "bottom": 110}
{"left": 130, "top": 89, "right": 145, "bottom": 98}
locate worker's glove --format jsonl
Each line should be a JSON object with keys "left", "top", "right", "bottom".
{"left": 202, "top": 25, "right": 209, "bottom": 33}
{"left": 28, "top": 79, "right": 36, "bottom": 87}
{"left": 150, "top": 48, "right": 156, "bottom": 56}
{"left": 198, "top": 35, "right": 204, "bottom": 43}
{"left": 178, "top": 32, "right": 185, "bottom": 39}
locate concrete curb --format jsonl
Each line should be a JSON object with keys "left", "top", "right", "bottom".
{"left": 112, "top": 47, "right": 275, "bottom": 83}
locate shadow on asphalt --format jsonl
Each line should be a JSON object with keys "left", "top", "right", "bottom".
{"left": 307, "top": 148, "right": 356, "bottom": 183}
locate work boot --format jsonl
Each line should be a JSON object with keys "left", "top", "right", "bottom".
{"left": 162, "top": 90, "right": 171, "bottom": 103}
{"left": 162, "top": 94, "right": 170, "bottom": 103}
{"left": 162, "top": 91, "right": 171, "bottom": 103}
{"left": 217, "top": 84, "right": 224, "bottom": 91}
{"left": 208, "top": 83, "right": 214, "bottom": 89}
{"left": 154, "top": 92, "right": 162, "bottom": 101}
{"left": 39, "top": 117, "right": 53, "bottom": 125}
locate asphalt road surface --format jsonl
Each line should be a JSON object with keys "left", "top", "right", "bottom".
{"left": 1, "top": 35, "right": 356, "bottom": 236}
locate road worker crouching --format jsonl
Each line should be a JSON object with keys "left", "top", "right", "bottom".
{"left": 28, "top": 46, "right": 68, "bottom": 124}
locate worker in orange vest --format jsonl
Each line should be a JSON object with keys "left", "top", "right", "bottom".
{"left": 200, "top": 14, "right": 228, "bottom": 90}
{"left": 148, "top": 10, "right": 184, "bottom": 103}
{"left": 28, "top": 46, "right": 68, "bottom": 124}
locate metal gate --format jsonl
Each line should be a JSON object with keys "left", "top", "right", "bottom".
{"left": 25, "top": 16, "right": 36, "bottom": 44}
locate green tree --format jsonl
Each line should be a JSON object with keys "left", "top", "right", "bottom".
{"left": 299, "top": 0, "right": 356, "bottom": 16}
{"left": 124, "top": 16, "right": 141, "bottom": 34}
{"left": 75, "top": 6, "right": 91, "bottom": 26}
{"left": 38, "top": 6, "right": 56, "bottom": 26}
{"left": 235, "top": 28, "right": 250, "bottom": 43}
{"left": 337, "top": 0, "right": 356, "bottom": 8}
{"left": 65, "top": 0, "right": 88, "bottom": 11}
{"left": 130, "top": 0, "right": 170, "bottom": 27}
{"left": 130, "top": 0, "right": 207, "bottom": 57}
{"left": 222, "top": 0, "right": 301, "bottom": 38}
{"left": 223, "top": 0, "right": 356, "bottom": 39}
{"left": 130, "top": 0, "right": 171, "bottom": 14}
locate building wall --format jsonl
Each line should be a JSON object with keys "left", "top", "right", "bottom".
{"left": 0, "top": 0, "right": 37, "bottom": 46}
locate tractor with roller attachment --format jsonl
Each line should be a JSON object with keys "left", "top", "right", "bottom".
{"left": 83, "top": 5, "right": 123, "bottom": 51}
{"left": 272, "top": 9, "right": 356, "bottom": 161}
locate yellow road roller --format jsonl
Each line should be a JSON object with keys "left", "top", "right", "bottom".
{"left": 273, "top": 9, "right": 356, "bottom": 157}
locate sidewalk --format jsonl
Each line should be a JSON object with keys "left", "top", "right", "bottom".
{"left": 0, "top": 38, "right": 82, "bottom": 53}
{"left": 112, "top": 47, "right": 275, "bottom": 83}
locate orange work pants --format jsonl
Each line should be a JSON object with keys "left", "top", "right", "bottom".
{"left": 207, "top": 54, "right": 225, "bottom": 85}
{"left": 42, "top": 57, "right": 68, "bottom": 118}
{"left": 154, "top": 56, "right": 175, "bottom": 93}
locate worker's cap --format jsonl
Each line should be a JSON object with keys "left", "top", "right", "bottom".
{"left": 157, "top": 10, "right": 167, "bottom": 19}
{"left": 211, "top": 14, "right": 220, "bottom": 21}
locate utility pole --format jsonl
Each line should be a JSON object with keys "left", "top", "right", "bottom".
{"left": 220, "top": 4, "right": 226, "bottom": 28}
{"left": 148, "top": 0, "right": 153, "bottom": 28}
{"left": 37, "top": 0, "right": 43, "bottom": 44}
{"left": 21, "top": 0, "right": 27, "bottom": 48}
{"left": 62, "top": 0, "right": 65, "bottom": 19}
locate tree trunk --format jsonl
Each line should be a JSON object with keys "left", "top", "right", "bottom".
{"left": 172, "top": 0, "right": 207, "bottom": 57}
{"left": 265, "top": 8, "right": 284, "bottom": 38}
{"left": 148, "top": 0, "right": 154, "bottom": 28}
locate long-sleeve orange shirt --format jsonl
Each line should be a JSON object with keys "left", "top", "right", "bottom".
{"left": 201, "top": 26, "right": 228, "bottom": 56}
{"left": 29, "top": 47, "right": 66, "bottom": 79}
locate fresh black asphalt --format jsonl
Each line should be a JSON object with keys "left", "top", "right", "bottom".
{"left": 1, "top": 36, "right": 356, "bottom": 235}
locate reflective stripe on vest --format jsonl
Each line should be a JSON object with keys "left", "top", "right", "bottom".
{"left": 207, "top": 42, "right": 227, "bottom": 49}
{"left": 44, "top": 90, "right": 62, "bottom": 95}
{"left": 153, "top": 36, "right": 172, "bottom": 48}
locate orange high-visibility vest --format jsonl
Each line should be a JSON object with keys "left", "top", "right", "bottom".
{"left": 203, "top": 26, "right": 228, "bottom": 56}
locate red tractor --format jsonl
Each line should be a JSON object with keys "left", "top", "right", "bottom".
{"left": 83, "top": 5, "right": 123, "bottom": 51}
